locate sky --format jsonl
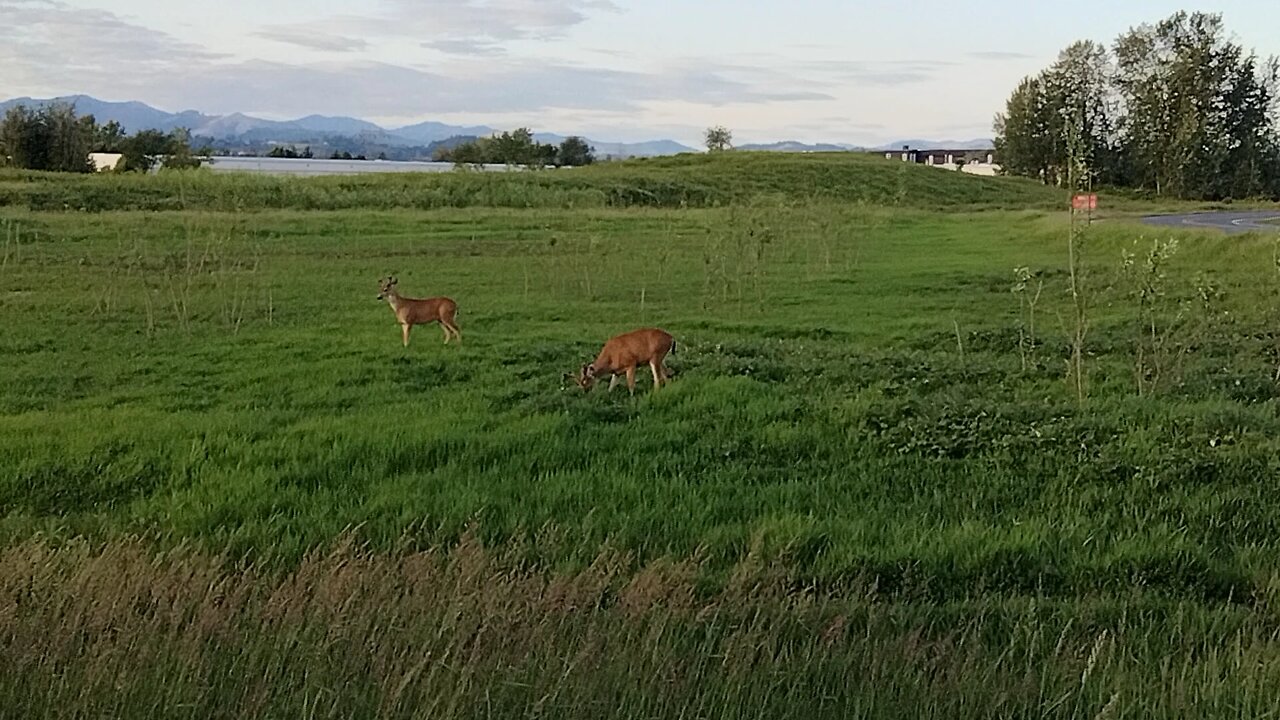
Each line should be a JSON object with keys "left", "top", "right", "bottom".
{"left": 2, "top": 0, "right": 1279, "bottom": 146}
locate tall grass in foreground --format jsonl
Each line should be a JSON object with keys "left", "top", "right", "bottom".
{"left": 3, "top": 535, "right": 1279, "bottom": 719}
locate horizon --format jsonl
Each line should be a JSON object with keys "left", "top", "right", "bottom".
{"left": 0, "top": 92, "right": 999, "bottom": 150}
{"left": 3, "top": 1, "right": 1278, "bottom": 147}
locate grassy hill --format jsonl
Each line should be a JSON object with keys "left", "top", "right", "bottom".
{"left": 0, "top": 151, "right": 1067, "bottom": 212}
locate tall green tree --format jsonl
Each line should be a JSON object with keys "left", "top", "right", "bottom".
{"left": 438, "top": 129, "right": 563, "bottom": 167}
{"left": 994, "top": 76, "right": 1058, "bottom": 183}
{"left": 119, "top": 128, "right": 201, "bottom": 172}
{"left": 162, "top": 128, "right": 202, "bottom": 170}
{"left": 1044, "top": 41, "right": 1118, "bottom": 185}
{"left": 995, "top": 42, "right": 1116, "bottom": 186}
{"left": 93, "top": 120, "right": 126, "bottom": 153}
{"left": 557, "top": 136, "right": 595, "bottom": 166}
{"left": 436, "top": 137, "right": 495, "bottom": 165}
{"left": 996, "top": 10, "right": 1280, "bottom": 200}
{"left": 121, "top": 129, "right": 172, "bottom": 171}
{"left": 0, "top": 105, "right": 46, "bottom": 169}
{"left": 0, "top": 102, "right": 93, "bottom": 172}
{"left": 1114, "top": 12, "right": 1277, "bottom": 198}
{"left": 704, "top": 126, "right": 733, "bottom": 152}
{"left": 493, "top": 128, "right": 538, "bottom": 166}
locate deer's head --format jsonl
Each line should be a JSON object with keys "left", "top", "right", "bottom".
{"left": 377, "top": 276, "right": 398, "bottom": 300}
{"left": 563, "top": 363, "right": 597, "bottom": 390}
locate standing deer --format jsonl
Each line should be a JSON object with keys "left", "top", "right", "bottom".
{"left": 377, "top": 276, "right": 461, "bottom": 347}
{"left": 565, "top": 327, "right": 676, "bottom": 394}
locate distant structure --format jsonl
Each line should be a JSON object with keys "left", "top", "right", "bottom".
{"left": 89, "top": 152, "right": 124, "bottom": 172}
{"left": 879, "top": 145, "right": 1000, "bottom": 176}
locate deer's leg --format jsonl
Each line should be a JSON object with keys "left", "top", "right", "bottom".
{"left": 608, "top": 374, "right": 620, "bottom": 392}
{"left": 446, "top": 321, "right": 462, "bottom": 344}
{"left": 401, "top": 323, "right": 411, "bottom": 347}
{"left": 440, "top": 321, "right": 450, "bottom": 344}
{"left": 650, "top": 360, "right": 663, "bottom": 390}
{"left": 625, "top": 367, "right": 636, "bottom": 395}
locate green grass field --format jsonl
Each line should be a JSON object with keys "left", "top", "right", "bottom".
{"left": 4, "top": 153, "right": 1280, "bottom": 717}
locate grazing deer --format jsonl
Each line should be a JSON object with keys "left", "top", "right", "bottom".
{"left": 377, "top": 276, "right": 461, "bottom": 347}
{"left": 565, "top": 327, "right": 676, "bottom": 394}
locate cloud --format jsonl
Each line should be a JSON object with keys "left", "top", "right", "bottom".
{"left": 422, "top": 39, "right": 507, "bottom": 57}
{"left": 260, "top": 0, "right": 621, "bottom": 51}
{"left": 0, "top": 0, "right": 220, "bottom": 87}
{"left": 585, "top": 47, "right": 632, "bottom": 58}
{"left": 383, "top": 0, "right": 620, "bottom": 39}
{"left": 969, "top": 51, "right": 1034, "bottom": 61}
{"left": 712, "top": 55, "right": 956, "bottom": 87}
{"left": 797, "top": 59, "right": 956, "bottom": 85}
{"left": 0, "top": 0, "right": 830, "bottom": 125}
{"left": 130, "top": 60, "right": 829, "bottom": 117}
{"left": 255, "top": 29, "right": 368, "bottom": 53}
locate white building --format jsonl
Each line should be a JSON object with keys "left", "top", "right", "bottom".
{"left": 89, "top": 152, "right": 124, "bottom": 172}
{"left": 880, "top": 146, "right": 1001, "bottom": 176}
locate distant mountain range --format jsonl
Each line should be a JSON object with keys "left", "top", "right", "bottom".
{"left": 0, "top": 95, "right": 697, "bottom": 158}
{"left": 0, "top": 95, "right": 993, "bottom": 158}
{"left": 738, "top": 141, "right": 858, "bottom": 152}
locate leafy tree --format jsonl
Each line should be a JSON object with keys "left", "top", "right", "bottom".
{"left": 94, "top": 120, "right": 126, "bottom": 153}
{"left": 1115, "top": 11, "right": 1278, "bottom": 198}
{"left": 705, "top": 125, "right": 733, "bottom": 152}
{"left": 995, "top": 42, "right": 1116, "bottom": 186}
{"left": 162, "top": 128, "right": 202, "bottom": 170}
{"left": 557, "top": 136, "right": 595, "bottom": 166}
{"left": 121, "top": 129, "right": 173, "bottom": 171}
{"left": 994, "top": 76, "right": 1057, "bottom": 182}
{"left": 1044, "top": 40, "right": 1118, "bottom": 186}
{"left": 493, "top": 128, "right": 539, "bottom": 166}
{"left": 437, "top": 130, "right": 560, "bottom": 167}
{"left": 0, "top": 102, "right": 93, "bottom": 172}
{"left": 438, "top": 138, "right": 491, "bottom": 165}
{"left": 536, "top": 141, "right": 558, "bottom": 168}
{"left": 264, "top": 145, "right": 311, "bottom": 160}
{"left": 0, "top": 105, "right": 46, "bottom": 169}
{"left": 51, "top": 108, "right": 98, "bottom": 172}
{"left": 995, "top": 10, "right": 1280, "bottom": 200}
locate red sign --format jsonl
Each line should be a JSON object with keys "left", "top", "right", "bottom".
{"left": 1072, "top": 193, "right": 1098, "bottom": 210}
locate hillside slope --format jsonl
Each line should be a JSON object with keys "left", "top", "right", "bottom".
{"left": 570, "top": 152, "right": 1062, "bottom": 209}
{"left": 0, "top": 151, "right": 1065, "bottom": 212}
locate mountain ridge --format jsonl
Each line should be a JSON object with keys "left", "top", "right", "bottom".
{"left": 0, "top": 95, "right": 993, "bottom": 158}
{"left": 0, "top": 95, "right": 695, "bottom": 158}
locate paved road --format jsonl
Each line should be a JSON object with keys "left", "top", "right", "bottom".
{"left": 1142, "top": 210, "right": 1280, "bottom": 234}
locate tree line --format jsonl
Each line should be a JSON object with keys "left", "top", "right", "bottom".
{"left": 0, "top": 102, "right": 201, "bottom": 172}
{"left": 994, "top": 11, "right": 1280, "bottom": 200}
{"left": 434, "top": 128, "right": 595, "bottom": 167}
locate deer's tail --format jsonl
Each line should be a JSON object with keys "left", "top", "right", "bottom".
{"left": 670, "top": 339, "right": 677, "bottom": 356}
